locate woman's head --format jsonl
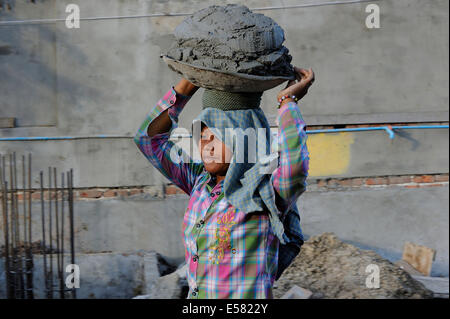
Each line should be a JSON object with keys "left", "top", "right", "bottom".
{"left": 199, "top": 123, "right": 233, "bottom": 177}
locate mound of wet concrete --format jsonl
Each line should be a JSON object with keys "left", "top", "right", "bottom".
{"left": 274, "top": 233, "right": 434, "bottom": 299}
{"left": 166, "top": 4, "right": 294, "bottom": 77}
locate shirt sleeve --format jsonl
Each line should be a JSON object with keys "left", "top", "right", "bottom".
{"left": 271, "top": 101, "right": 310, "bottom": 211}
{"left": 134, "top": 87, "right": 204, "bottom": 196}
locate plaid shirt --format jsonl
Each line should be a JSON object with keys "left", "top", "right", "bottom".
{"left": 134, "top": 87, "right": 309, "bottom": 299}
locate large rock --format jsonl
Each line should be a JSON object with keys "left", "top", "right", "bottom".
{"left": 273, "top": 233, "right": 434, "bottom": 299}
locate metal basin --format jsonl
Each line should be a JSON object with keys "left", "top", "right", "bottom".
{"left": 162, "top": 55, "right": 295, "bottom": 92}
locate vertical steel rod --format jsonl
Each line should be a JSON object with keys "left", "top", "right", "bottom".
{"left": 60, "top": 172, "right": 65, "bottom": 299}
{"left": 22, "top": 156, "right": 28, "bottom": 298}
{"left": 27, "top": 153, "right": 34, "bottom": 298}
{"left": 69, "top": 169, "right": 76, "bottom": 299}
{"left": 1, "top": 155, "right": 12, "bottom": 299}
{"left": 47, "top": 167, "right": 53, "bottom": 299}
{"left": 9, "top": 154, "right": 17, "bottom": 298}
{"left": 40, "top": 171, "right": 49, "bottom": 299}
{"left": 13, "top": 152, "right": 25, "bottom": 298}
{"left": 53, "top": 167, "right": 61, "bottom": 298}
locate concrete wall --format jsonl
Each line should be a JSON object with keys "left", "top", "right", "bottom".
{"left": 1, "top": 180, "right": 448, "bottom": 276}
{"left": 0, "top": 251, "right": 165, "bottom": 299}
{"left": 1, "top": 0, "right": 449, "bottom": 291}
{"left": 1, "top": 0, "right": 448, "bottom": 186}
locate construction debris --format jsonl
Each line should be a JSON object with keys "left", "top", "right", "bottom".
{"left": 274, "top": 233, "right": 434, "bottom": 299}
{"left": 402, "top": 242, "right": 436, "bottom": 276}
{"left": 281, "top": 285, "right": 313, "bottom": 299}
{"left": 410, "top": 275, "right": 449, "bottom": 299}
{"left": 394, "top": 259, "right": 424, "bottom": 276}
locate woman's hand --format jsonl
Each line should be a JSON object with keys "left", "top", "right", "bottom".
{"left": 174, "top": 78, "right": 199, "bottom": 97}
{"left": 277, "top": 67, "right": 315, "bottom": 105}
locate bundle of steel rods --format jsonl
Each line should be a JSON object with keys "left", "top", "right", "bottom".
{"left": 0, "top": 152, "right": 76, "bottom": 299}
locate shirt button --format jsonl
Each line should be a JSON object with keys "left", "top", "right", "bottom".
{"left": 169, "top": 99, "right": 175, "bottom": 105}
{"left": 193, "top": 255, "right": 199, "bottom": 262}
{"left": 196, "top": 220, "right": 204, "bottom": 229}
{"left": 192, "top": 288, "right": 198, "bottom": 297}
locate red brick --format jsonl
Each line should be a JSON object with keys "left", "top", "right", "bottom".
{"left": 327, "top": 179, "right": 340, "bottom": 187}
{"left": 413, "top": 175, "right": 435, "bottom": 183}
{"left": 435, "top": 175, "right": 449, "bottom": 182}
{"left": 317, "top": 180, "right": 327, "bottom": 187}
{"left": 388, "top": 176, "right": 411, "bottom": 185}
{"left": 32, "top": 192, "right": 41, "bottom": 200}
{"left": 116, "top": 190, "right": 129, "bottom": 197}
{"left": 351, "top": 178, "right": 364, "bottom": 187}
{"left": 103, "top": 190, "right": 117, "bottom": 198}
{"left": 339, "top": 179, "right": 353, "bottom": 187}
{"left": 405, "top": 185, "right": 420, "bottom": 189}
{"left": 80, "top": 190, "right": 102, "bottom": 198}
{"left": 176, "top": 188, "right": 186, "bottom": 195}
{"left": 129, "top": 189, "right": 142, "bottom": 196}
{"left": 412, "top": 176, "right": 422, "bottom": 183}
{"left": 366, "top": 177, "right": 388, "bottom": 185}
{"left": 165, "top": 185, "right": 178, "bottom": 195}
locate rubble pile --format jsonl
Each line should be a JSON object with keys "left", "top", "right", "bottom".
{"left": 273, "top": 233, "right": 434, "bottom": 299}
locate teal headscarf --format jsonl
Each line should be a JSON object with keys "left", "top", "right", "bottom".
{"left": 192, "top": 89, "right": 287, "bottom": 244}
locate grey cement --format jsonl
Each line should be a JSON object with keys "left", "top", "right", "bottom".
{"left": 166, "top": 4, "right": 294, "bottom": 76}
{"left": 273, "top": 233, "right": 434, "bottom": 299}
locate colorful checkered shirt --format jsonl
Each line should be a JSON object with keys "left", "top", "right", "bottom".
{"left": 134, "top": 87, "right": 309, "bottom": 299}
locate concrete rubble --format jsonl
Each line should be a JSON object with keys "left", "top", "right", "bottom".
{"left": 166, "top": 4, "right": 294, "bottom": 77}
{"left": 134, "top": 262, "right": 188, "bottom": 299}
{"left": 273, "top": 233, "right": 435, "bottom": 299}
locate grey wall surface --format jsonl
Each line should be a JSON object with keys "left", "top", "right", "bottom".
{"left": 1, "top": 0, "right": 449, "bottom": 186}
{"left": 1, "top": 185, "right": 447, "bottom": 276}
{"left": 0, "top": 127, "right": 448, "bottom": 187}
{"left": 1, "top": 0, "right": 448, "bottom": 132}
{"left": 0, "top": 0, "right": 448, "bottom": 285}
{"left": 299, "top": 185, "right": 449, "bottom": 277}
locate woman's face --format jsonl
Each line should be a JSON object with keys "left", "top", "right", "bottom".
{"left": 199, "top": 125, "right": 233, "bottom": 176}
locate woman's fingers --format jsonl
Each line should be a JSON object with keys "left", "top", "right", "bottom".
{"left": 278, "top": 66, "right": 315, "bottom": 100}
{"left": 286, "top": 79, "right": 296, "bottom": 88}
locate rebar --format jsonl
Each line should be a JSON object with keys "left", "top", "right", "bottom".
{"left": 0, "top": 153, "right": 76, "bottom": 299}
{"left": 68, "top": 169, "right": 76, "bottom": 299}
{"left": 40, "top": 171, "right": 48, "bottom": 298}
{"left": 0, "top": 155, "right": 12, "bottom": 298}
{"left": 47, "top": 167, "right": 53, "bottom": 299}
{"left": 26, "top": 154, "right": 34, "bottom": 298}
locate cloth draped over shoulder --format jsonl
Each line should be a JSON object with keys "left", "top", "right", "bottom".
{"left": 192, "top": 88, "right": 300, "bottom": 246}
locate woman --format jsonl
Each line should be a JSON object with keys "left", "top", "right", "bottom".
{"left": 134, "top": 67, "right": 314, "bottom": 298}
